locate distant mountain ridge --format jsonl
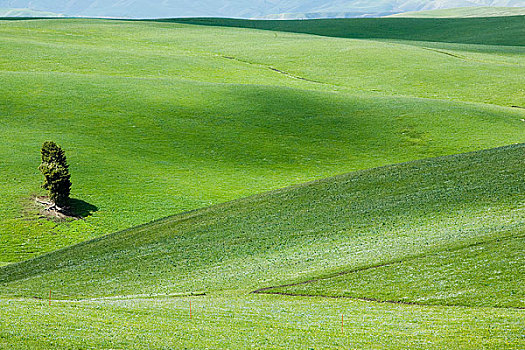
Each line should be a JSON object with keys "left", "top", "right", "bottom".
{"left": 0, "top": 0, "right": 524, "bottom": 18}
{"left": 0, "top": 7, "right": 63, "bottom": 17}
{"left": 387, "top": 6, "right": 525, "bottom": 17}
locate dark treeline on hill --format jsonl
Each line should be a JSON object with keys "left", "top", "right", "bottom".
{"left": 163, "top": 16, "right": 525, "bottom": 46}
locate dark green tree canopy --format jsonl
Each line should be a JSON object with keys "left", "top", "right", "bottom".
{"left": 40, "top": 141, "right": 69, "bottom": 169}
{"left": 39, "top": 141, "right": 71, "bottom": 208}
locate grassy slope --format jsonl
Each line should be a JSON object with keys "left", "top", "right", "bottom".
{"left": 1, "top": 19, "right": 524, "bottom": 264}
{"left": 167, "top": 15, "right": 525, "bottom": 46}
{"left": 1, "top": 18, "right": 523, "bottom": 349}
{"left": 0, "top": 145, "right": 523, "bottom": 350}
{"left": 1, "top": 295, "right": 523, "bottom": 349}
{"left": 388, "top": 6, "right": 525, "bottom": 18}
{"left": 1, "top": 144, "right": 523, "bottom": 305}
{"left": 272, "top": 235, "right": 524, "bottom": 308}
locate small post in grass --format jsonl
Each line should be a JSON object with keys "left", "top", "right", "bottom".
{"left": 341, "top": 314, "right": 344, "bottom": 333}
{"left": 189, "top": 300, "right": 192, "bottom": 319}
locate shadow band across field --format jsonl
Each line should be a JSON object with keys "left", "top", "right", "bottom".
{"left": 161, "top": 16, "right": 525, "bottom": 46}
{"left": 0, "top": 144, "right": 523, "bottom": 307}
{"left": 4, "top": 16, "right": 525, "bottom": 46}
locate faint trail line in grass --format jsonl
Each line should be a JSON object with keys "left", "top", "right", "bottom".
{"left": 24, "top": 291, "right": 207, "bottom": 303}
{"left": 422, "top": 47, "right": 465, "bottom": 59}
{"left": 421, "top": 47, "right": 519, "bottom": 66}
{"left": 254, "top": 291, "right": 525, "bottom": 310}
{"left": 1, "top": 69, "right": 520, "bottom": 113}
{"left": 266, "top": 66, "right": 323, "bottom": 84}
{"left": 252, "top": 234, "right": 525, "bottom": 310}
{"left": 220, "top": 54, "right": 333, "bottom": 86}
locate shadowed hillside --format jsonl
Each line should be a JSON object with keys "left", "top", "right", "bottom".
{"left": 1, "top": 18, "right": 523, "bottom": 264}
{"left": 166, "top": 16, "right": 525, "bottom": 46}
{"left": 0, "top": 16, "right": 523, "bottom": 350}
{"left": 1, "top": 144, "right": 523, "bottom": 307}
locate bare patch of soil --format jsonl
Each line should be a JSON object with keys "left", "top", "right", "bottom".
{"left": 34, "top": 196, "right": 81, "bottom": 220}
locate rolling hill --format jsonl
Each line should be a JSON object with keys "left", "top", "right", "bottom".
{"left": 0, "top": 144, "right": 524, "bottom": 348}
{"left": 1, "top": 144, "right": 523, "bottom": 302}
{"left": 270, "top": 234, "right": 524, "bottom": 308}
{"left": 0, "top": 16, "right": 523, "bottom": 349}
{"left": 168, "top": 15, "right": 525, "bottom": 46}
{"left": 0, "top": 142, "right": 523, "bottom": 349}
{"left": 0, "top": 8, "right": 63, "bottom": 17}
{"left": 1, "top": 18, "right": 524, "bottom": 266}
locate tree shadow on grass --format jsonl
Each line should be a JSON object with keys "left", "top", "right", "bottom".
{"left": 69, "top": 198, "right": 98, "bottom": 218}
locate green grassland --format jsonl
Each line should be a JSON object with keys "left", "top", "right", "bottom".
{"left": 1, "top": 18, "right": 524, "bottom": 265}
{"left": 1, "top": 144, "right": 523, "bottom": 299}
{"left": 1, "top": 144, "right": 523, "bottom": 348}
{"left": 388, "top": 6, "right": 525, "bottom": 18}
{"left": 168, "top": 15, "right": 525, "bottom": 46}
{"left": 1, "top": 295, "right": 523, "bottom": 349}
{"left": 271, "top": 234, "right": 524, "bottom": 308}
{"left": 1, "top": 17, "right": 524, "bottom": 349}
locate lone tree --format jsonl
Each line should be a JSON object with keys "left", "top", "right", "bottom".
{"left": 39, "top": 141, "right": 71, "bottom": 209}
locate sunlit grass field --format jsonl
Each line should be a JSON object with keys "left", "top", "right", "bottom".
{"left": 1, "top": 295, "right": 523, "bottom": 349}
{"left": 1, "top": 144, "right": 523, "bottom": 348}
{"left": 0, "top": 17, "right": 524, "bottom": 349}
{"left": 1, "top": 144, "right": 523, "bottom": 298}
{"left": 272, "top": 234, "right": 524, "bottom": 308}
{"left": 0, "top": 18, "right": 524, "bottom": 264}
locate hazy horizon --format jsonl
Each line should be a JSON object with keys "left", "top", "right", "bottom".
{"left": 1, "top": 0, "right": 524, "bottom": 19}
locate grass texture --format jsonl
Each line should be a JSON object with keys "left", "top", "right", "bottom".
{"left": 167, "top": 15, "right": 525, "bottom": 46}
{"left": 271, "top": 234, "right": 524, "bottom": 308}
{"left": 0, "top": 144, "right": 523, "bottom": 349}
{"left": 0, "top": 295, "right": 523, "bottom": 349}
{"left": 0, "top": 17, "right": 523, "bottom": 348}
{"left": 1, "top": 144, "right": 523, "bottom": 302}
{"left": 0, "top": 18, "right": 524, "bottom": 263}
